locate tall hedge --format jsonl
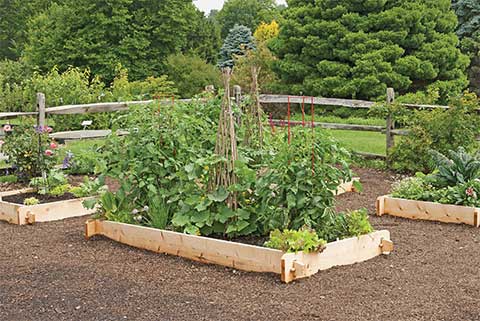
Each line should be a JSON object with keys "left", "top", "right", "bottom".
{"left": 273, "top": 0, "right": 470, "bottom": 101}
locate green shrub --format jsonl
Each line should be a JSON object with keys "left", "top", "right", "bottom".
{"left": 164, "top": 54, "right": 220, "bottom": 98}
{"left": 389, "top": 92, "right": 480, "bottom": 172}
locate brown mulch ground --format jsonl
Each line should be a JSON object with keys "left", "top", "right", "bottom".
{"left": 1, "top": 168, "right": 479, "bottom": 321}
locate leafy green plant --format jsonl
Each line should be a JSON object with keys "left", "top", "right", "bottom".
{"left": 69, "top": 176, "right": 108, "bottom": 198}
{"left": 48, "top": 184, "right": 71, "bottom": 197}
{"left": 23, "top": 197, "right": 40, "bottom": 206}
{"left": 428, "top": 147, "right": 480, "bottom": 188}
{"left": 345, "top": 209, "right": 374, "bottom": 237}
{"left": 391, "top": 175, "right": 427, "bottom": 200}
{"left": 30, "top": 170, "right": 68, "bottom": 195}
{"left": 264, "top": 228, "right": 327, "bottom": 253}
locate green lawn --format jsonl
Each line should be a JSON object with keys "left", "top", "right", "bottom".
{"left": 329, "top": 130, "right": 386, "bottom": 156}
{"left": 289, "top": 114, "right": 385, "bottom": 126}
{"left": 57, "top": 139, "right": 105, "bottom": 161}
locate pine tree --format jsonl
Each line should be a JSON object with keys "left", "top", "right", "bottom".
{"left": 218, "top": 25, "right": 256, "bottom": 69}
{"left": 273, "top": 0, "right": 469, "bottom": 102}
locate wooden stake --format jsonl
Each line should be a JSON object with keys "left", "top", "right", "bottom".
{"left": 37, "top": 93, "right": 46, "bottom": 128}
{"left": 386, "top": 88, "right": 395, "bottom": 167}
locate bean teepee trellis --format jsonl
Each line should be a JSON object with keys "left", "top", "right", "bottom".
{"left": 210, "top": 68, "right": 239, "bottom": 209}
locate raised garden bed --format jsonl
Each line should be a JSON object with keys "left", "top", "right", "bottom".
{"left": 85, "top": 219, "right": 393, "bottom": 283}
{"left": 0, "top": 188, "right": 96, "bottom": 225}
{"left": 376, "top": 196, "right": 480, "bottom": 227}
{"left": 336, "top": 177, "right": 360, "bottom": 195}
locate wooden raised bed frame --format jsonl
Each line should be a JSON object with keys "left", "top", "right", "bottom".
{"left": 85, "top": 220, "right": 393, "bottom": 283}
{"left": 376, "top": 196, "right": 480, "bottom": 227}
{"left": 0, "top": 188, "right": 96, "bottom": 225}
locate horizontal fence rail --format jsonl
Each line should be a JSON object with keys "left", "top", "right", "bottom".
{"left": 269, "top": 120, "right": 385, "bottom": 132}
{"left": 259, "top": 94, "right": 449, "bottom": 110}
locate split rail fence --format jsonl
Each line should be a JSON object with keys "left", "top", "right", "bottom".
{"left": 0, "top": 88, "right": 451, "bottom": 162}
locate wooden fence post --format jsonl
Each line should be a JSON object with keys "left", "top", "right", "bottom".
{"left": 386, "top": 88, "right": 395, "bottom": 166}
{"left": 233, "top": 85, "right": 242, "bottom": 106}
{"left": 37, "top": 93, "right": 46, "bottom": 128}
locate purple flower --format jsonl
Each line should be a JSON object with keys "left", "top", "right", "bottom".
{"left": 62, "top": 152, "right": 74, "bottom": 169}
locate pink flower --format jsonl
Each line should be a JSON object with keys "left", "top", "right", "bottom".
{"left": 50, "top": 142, "right": 57, "bottom": 149}
{"left": 46, "top": 126, "right": 53, "bottom": 133}
{"left": 3, "top": 124, "right": 12, "bottom": 132}
{"left": 0, "top": 140, "right": 4, "bottom": 146}
{"left": 466, "top": 187, "right": 477, "bottom": 198}
{"left": 44, "top": 149, "right": 53, "bottom": 156}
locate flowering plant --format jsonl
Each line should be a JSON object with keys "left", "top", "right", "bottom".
{"left": 3, "top": 124, "right": 57, "bottom": 181}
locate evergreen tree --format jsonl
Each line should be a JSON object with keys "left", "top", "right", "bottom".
{"left": 218, "top": 25, "right": 256, "bottom": 69}
{"left": 453, "top": 0, "right": 480, "bottom": 95}
{"left": 453, "top": 0, "right": 480, "bottom": 39}
{"left": 273, "top": 0, "right": 469, "bottom": 102}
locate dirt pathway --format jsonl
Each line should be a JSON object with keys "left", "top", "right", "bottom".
{"left": 1, "top": 168, "right": 479, "bottom": 321}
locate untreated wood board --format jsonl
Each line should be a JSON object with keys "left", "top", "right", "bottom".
{"left": 0, "top": 201, "right": 20, "bottom": 224}
{"left": 0, "top": 191, "right": 96, "bottom": 225}
{"left": 87, "top": 220, "right": 285, "bottom": 273}
{"left": 281, "top": 230, "right": 391, "bottom": 283}
{"left": 377, "top": 196, "right": 479, "bottom": 227}
{"left": 86, "top": 220, "right": 392, "bottom": 283}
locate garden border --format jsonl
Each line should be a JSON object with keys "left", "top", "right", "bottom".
{"left": 0, "top": 189, "right": 96, "bottom": 225}
{"left": 85, "top": 220, "right": 393, "bottom": 283}
{"left": 376, "top": 196, "right": 480, "bottom": 227}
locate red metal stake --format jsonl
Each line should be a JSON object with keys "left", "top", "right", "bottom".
{"left": 311, "top": 96, "right": 315, "bottom": 176}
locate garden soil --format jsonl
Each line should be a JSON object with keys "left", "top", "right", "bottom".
{"left": 1, "top": 168, "right": 479, "bottom": 321}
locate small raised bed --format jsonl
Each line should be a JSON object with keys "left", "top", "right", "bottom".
{"left": 0, "top": 188, "right": 96, "bottom": 225}
{"left": 335, "top": 177, "right": 360, "bottom": 195}
{"left": 85, "top": 219, "right": 393, "bottom": 283}
{"left": 376, "top": 196, "right": 480, "bottom": 227}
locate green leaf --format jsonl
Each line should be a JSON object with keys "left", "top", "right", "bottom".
{"left": 184, "top": 224, "right": 200, "bottom": 235}
{"left": 207, "top": 187, "right": 229, "bottom": 202}
{"left": 191, "top": 211, "right": 209, "bottom": 223}
{"left": 353, "top": 180, "right": 363, "bottom": 193}
{"left": 216, "top": 206, "right": 235, "bottom": 223}
{"left": 82, "top": 198, "right": 98, "bottom": 210}
{"left": 171, "top": 212, "right": 190, "bottom": 227}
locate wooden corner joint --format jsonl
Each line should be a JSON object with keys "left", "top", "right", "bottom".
{"left": 291, "top": 260, "right": 308, "bottom": 278}
{"left": 376, "top": 196, "right": 385, "bottom": 216}
{"left": 379, "top": 238, "right": 394, "bottom": 254}
{"left": 474, "top": 209, "right": 479, "bottom": 228}
{"left": 25, "top": 212, "right": 35, "bottom": 225}
{"left": 85, "top": 220, "right": 99, "bottom": 240}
